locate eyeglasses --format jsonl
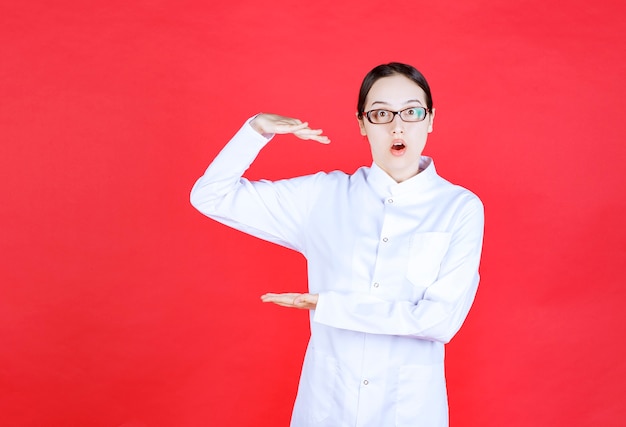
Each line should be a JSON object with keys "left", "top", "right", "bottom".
{"left": 362, "top": 107, "right": 429, "bottom": 124}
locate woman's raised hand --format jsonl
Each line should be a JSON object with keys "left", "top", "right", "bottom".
{"left": 250, "top": 113, "right": 330, "bottom": 144}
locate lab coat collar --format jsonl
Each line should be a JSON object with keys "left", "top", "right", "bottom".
{"left": 366, "top": 157, "right": 438, "bottom": 197}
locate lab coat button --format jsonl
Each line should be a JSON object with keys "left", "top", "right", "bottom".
{"left": 373, "top": 282, "right": 379, "bottom": 288}
{"left": 387, "top": 198, "right": 394, "bottom": 204}
{"left": 382, "top": 237, "right": 389, "bottom": 242}
{"left": 363, "top": 379, "right": 369, "bottom": 386}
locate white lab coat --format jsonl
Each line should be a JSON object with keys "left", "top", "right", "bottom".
{"left": 190, "top": 120, "right": 484, "bottom": 426}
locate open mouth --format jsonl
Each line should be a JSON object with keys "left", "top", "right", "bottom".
{"left": 391, "top": 141, "right": 406, "bottom": 155}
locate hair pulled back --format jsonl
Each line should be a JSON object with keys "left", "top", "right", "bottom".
{"left": 357, "top": 62, "right": 433, "bottom": 119}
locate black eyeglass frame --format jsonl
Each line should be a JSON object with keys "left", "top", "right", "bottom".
{"left": 361, "top": 107, "right": 430, "bottom": 124}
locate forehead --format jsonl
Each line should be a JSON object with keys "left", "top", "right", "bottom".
{"left": 365, "top": 74, "right": 427, "bottom": 108}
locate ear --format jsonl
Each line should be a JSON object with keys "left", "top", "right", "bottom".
{"left": 427, "top": 108, "right": 436, "bottom": 133}
{"left": 356, "top": 112, "right": 367, "bottom": 136}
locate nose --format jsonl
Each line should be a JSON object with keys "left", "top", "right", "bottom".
{"left": 391, "top": 113, "right": 404, "bottom": 133}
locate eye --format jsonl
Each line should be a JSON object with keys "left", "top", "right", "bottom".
{"left": 374, "top": 109, "right": 389, "bottom": 118}
{"left": 403, "top": 107, "right": 426, "bottom": 120}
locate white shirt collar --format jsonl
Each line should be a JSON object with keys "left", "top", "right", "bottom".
{"left": 366, "top": 157, "right": 438, "bottom": 197}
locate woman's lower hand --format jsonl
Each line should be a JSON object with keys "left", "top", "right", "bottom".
{"left": 261, "top": 292, "right": 319, "bottom": 310}
{"left": 250, "top": 114, "right": 330, "bottom": 144}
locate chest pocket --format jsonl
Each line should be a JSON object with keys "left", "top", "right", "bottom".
{"left": 406, "top": 232, "right": 452, "bottom": 288}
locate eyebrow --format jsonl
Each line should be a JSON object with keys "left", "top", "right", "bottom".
{"left": 370, "top": 99, "right": 424, "bottom": 107}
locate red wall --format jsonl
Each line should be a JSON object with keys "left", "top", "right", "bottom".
{"left": 1, "top": 1, "right": 625, "bottom": 426}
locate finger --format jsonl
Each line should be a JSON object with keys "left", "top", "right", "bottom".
{"left": 294, "top": 129, "right": 331, "bottom": 144}
{"left": 272, "top": 121, "right": 309, "bottom": 134}
{"left": 261, "top": 293, "right": 300, "bottom": 304}
{"left": 269, "top": 301, "right": 298, "bottom": 308}
{"left": 311, "top": 135, "right": 331, "bottom": 144}
{"left": 293, "top": 127, "right": 322, "bottom": 135}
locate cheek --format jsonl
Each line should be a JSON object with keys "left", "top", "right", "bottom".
{"left": 368, "top": 138, "right": 388, "bottom": 158}
{"left": 410, "top": 125, "right": 431, "bottom": 140}
{"left": 363, "top": 125, "right": 386, "bottom": 142}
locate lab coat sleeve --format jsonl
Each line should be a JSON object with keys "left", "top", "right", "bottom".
{"left": 190, "top": 118, "right": 321, "bottom": 253}
{"left": 313, "top": 197, "right": 484, "bottom": 343}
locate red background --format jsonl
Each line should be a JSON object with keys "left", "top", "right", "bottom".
{"left": 1, "top": 1, "right": 625, "bottom": 426}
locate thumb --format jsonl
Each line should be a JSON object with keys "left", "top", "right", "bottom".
{"left": 293, "top": 294, "right": 307, "bottom": 305}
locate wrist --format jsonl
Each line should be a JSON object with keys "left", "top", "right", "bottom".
{"left": 249, "top": 116, "right": 265, "bottom": 135}
{"left": 249, "top": 115, "right": 274, "bottom": 139}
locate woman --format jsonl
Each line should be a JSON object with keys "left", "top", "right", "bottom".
{"left": 190, "top": 63, "right": 484, "bottom": 427}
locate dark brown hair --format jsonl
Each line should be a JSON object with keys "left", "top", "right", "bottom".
{"left": 357, "top": 62, "right": 433, "bottom": 118}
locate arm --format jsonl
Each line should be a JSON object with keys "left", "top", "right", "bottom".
{"left": 190, "top": 114, "right": 330, "bottom": 251}
{"left": 263, "top": 197, "right": 484, "bottom": 343}
{"left": 313, "top": 197, "right": 484, "bottom": 343}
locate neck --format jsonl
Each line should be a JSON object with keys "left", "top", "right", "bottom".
{"left": 379, "top": 164, "right": 421, "bottom": 183}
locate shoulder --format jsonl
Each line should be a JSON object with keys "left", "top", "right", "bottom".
{"left": 267, "top": 169, "right": 357, "bottom": 196}
{"left": 444, "top": 179, "right": 482, "bottom": 206}
{"left": 429, "top": 166, "right": 484, "bottom": 215}
{"left": 291, "top": 167, "right": 368, "bottom": 185}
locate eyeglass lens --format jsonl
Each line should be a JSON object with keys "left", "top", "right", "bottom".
{"left": 367, "top": 107, "right": 426, "bottom": 124}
